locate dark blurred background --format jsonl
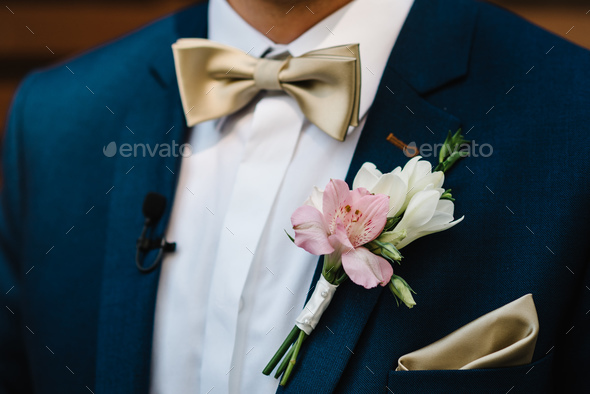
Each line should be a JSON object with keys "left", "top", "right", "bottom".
{"left": 1, "top": 0, "right": 590, "bottom": 128}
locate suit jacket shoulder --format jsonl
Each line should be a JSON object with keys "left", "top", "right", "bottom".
{"left": 10, "top": 2, "right": 207, "bottom": 153}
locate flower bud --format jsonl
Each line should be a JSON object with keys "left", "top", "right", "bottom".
{"left": 377, "top": 229, "right": 407, "bottom": 246}
{"left": 366, "top": 239, "right": 403, "bottom": 263}
{"left": 389, "top": 275, "right": 416, "bottom": 308}
{"left": 381, "top": 242, "right": 402, "bottom": 262}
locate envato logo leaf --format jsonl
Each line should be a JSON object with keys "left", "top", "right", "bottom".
{"left": 103, "top": 141, "right": 117, "bottom": 157}
{"left": 403, "top": 142, "right": 419, "bottom": 158}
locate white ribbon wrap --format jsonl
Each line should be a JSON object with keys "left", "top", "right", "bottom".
{"left": 295, "top": 275, "right": 339, "bottom": 335}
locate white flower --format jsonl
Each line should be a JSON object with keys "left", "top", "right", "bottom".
{"left": 353, "top": 163, "right": 407, "bottom": 217}
{"left": 378, "top": 187, "right": 463, "bottom": 249}
{"left": 352, "top": 156, "right": 444, "bottom": 218}
{"left": 303, "top": 186, "right": 324, "bottom": 211}
{"left": 354, "top": 157, "right": 463, "bottom": 250}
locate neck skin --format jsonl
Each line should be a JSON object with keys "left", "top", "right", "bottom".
{"left": 227, "top": 0, "right": 353, "bottom": 44}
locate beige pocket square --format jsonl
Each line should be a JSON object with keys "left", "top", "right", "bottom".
{"left": 396, "top": 294, "right": 539, "bottom": 371}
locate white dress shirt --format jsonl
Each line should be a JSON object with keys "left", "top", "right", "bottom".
{"left": 150, "top": 0, "right": 414, "bottom": 393}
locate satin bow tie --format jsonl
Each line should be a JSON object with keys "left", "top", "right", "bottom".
{"left": 172, "top": 38, "right": 361, "bottom": 141}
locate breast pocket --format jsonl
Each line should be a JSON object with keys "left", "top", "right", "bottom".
{"left": 386, "top": 352, "right": 554, "bottom": 394}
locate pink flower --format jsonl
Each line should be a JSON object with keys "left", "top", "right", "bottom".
{"left": 291, "top": 179, "right": 392, "bottom": 289}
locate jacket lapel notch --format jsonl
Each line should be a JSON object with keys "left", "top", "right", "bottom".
{"left": 390, "top": 0, "right": 478, "bottom": 95}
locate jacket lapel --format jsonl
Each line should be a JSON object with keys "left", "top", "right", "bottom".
{"left": 94, "top": 4, "right": 208, "bottom": 393}
{"left": 278, "top": 0, "right": 477, "bottom": 392}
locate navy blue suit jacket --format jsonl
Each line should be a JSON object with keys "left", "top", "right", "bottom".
{"left": 1, "top": 0, "right": 589, "bottom": 393}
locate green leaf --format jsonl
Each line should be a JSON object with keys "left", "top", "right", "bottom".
{"left": 284, "top": 229, "right": 295, "bottom": 243}
{"left": 435, "top": 128, "right": 469, "bottom": 173}
{"left": 438, "top": 130, "right": 454, "bottom": 164}
{"left": 440, "top": 188, "right": 455, "bottom": 202}
{"left": 383, "top": 216, "right": 402, "bottom": 232}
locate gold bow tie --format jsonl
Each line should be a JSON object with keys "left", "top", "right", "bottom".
{"left": 172, "top": 38, "right": 361, "bottom": 141}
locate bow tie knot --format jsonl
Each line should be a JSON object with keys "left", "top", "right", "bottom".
{"left": 254, "top": 58, "right": 287, "bottom": 90}
{"left": 172, "top": 39, "right": 361, "bottom": 141}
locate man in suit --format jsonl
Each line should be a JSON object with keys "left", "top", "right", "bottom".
{"left": 0, "top": 0, "right": 588, "bottom": 392}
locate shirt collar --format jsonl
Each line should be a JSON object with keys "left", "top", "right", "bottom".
{"left": 209, "top": 0, "right": 415, "bottom": 123}
{"left": 209, "top": 0, "right": 275, "bottom": 58}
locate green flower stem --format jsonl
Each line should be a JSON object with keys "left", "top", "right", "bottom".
{"left": 280, "top": 330, "right": 307, "bottom": 386}
{"left": 274, "top": 344, "right": 295, "bottom": 379}
{"left": 334, "top": 271, "right": 349, "bottom": 286}
{"left": 262, "top": 326, "right": 300, "bottom": 375}
{"left": 434, "top": 129, "right": 469, "bottom": 173}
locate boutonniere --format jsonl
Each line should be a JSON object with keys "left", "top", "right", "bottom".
{"left": 263, "top": 130, "right": 469, "bottom": 385}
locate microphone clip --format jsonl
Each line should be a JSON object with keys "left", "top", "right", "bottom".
{"left": 135, "top": 193, "right": 176, "bottom": 273}
{"left": 136, "top": 235, "right": 176, "bottom": 254}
